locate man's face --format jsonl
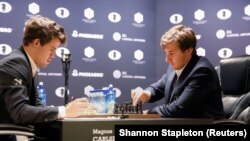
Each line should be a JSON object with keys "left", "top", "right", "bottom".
{"left": 34, "top": 38, "right": 60, "bottom": 68}
{"left": 163, "top": 42, "right": 193, "bottom": 70}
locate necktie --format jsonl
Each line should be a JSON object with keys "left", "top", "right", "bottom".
{"left": 166, "top": 73, "right": 177, "bottom": 104}
{"left": 171, "top": 74, "right": 177, "bottom": 92}
{"left": 33, "top": 73, "right": 38, "bottom": 88}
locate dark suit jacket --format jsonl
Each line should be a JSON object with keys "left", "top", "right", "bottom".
{"left": 0, "top": 47, "right": 58, "bottom": 124}
{"left": 147, "top": 54, "right": 225, "bottom": 119}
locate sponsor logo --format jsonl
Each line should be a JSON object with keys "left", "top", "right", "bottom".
{"left": 133, "top": 49, "right": 145, "bottom": 64}
{"left": 113, "top": 70, "right": 122, "bottom": 79}
{"left": 38, "top": 72, "right": 63, "bottom": 77}
{"left": 72, "top": 30, "right": 104, "bottom": 39}
{"left": 84, "top": 8, "right": 94, "bottom": 19}
{"left": 134, "top": 49, "right": 143, "bottom": 61}
{"left": 242, "top": 5, "right": 250, "bottom": 20}
{"left": 245, "top": 5, "right": 250, "bottom": 16}
{"left": 216, "top": 30, "right": 226, "bottom": 39}
{"left": 217, "top": 9, "right": 231, "bottom": 20}
{"left": 193, "top": 9, "right": 207, "bottom": 25}
{"left": 55, "top": 7, "right": 70, "bottom": 18}
{"left": 56, "top": 47, "right": 70, "bottom": 58}
{"left": 132, "top": 12, "right": 145, "bottom": 28}
{"left": 112, "top": 32, "right": 145, "bottom": 43}
{"left": 113, "top": 88, "right": 121, "bottom": 97}
{"left": 108, "top": 12, "right": 121, "bottom": 23}
{"left": 82, "top": 8, "right": 97, "bottom": 23}
{"left": 113, "top": 32, "right": 122, "bottom": 41}
{"left": 84, "top": 85, "right": 94, "bottom": 97}
{"left": 218, "top": 48, "right": 233, "bottom": 58}
{"left": 245, "top": 44, "right": 250, "bottom": 55}
{"left": 72, "top": 69, "right": 104, "bottom": 78}
{"left": 196, "top": 34, "right": 201, "bottom": 40}
{"left": 113, "top": 70, "right": 146, "bottom": 80}
{"left": 169, "top": 13, "right": 183, "bottom": 24}
{"left": 134, "top": 12, "right": 143, "bottom": 23}
{"left": 216, "top": 29, "right": 250, "bottom": 39}
{"left": 0, "top": 27, "right": 12, "bottom": 33}
{"left": 84, "top": 46, "right": 95, "bottom": 58}
{"left": 55, "top": 87, "right": 70, "bottom": 98}
{"left": 196, "top": 47, "right": 206, "bottom": 56}
{"left": 0, "top": 1, "right": 12, "bottom": 13}
{"left": 83, "top": 46, "right": 97, "bottom": 62}
{"left": 0, "top": 44, "right": 12, "bottom": 55}
{"left": 194, "top": 9, "right": 205, "bottom": 21}
{"left": 28, "top": 2, "right": 39, "bottom": 14}
{"left": 108, "top": 50, "right": 121, "bottom": 61}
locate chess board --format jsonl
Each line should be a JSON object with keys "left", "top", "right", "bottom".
{"left": 121, "top": 114, "right": 161, "bottom": 118}
{"left": 77, "top": 113, "right": 161, "bottom": 119}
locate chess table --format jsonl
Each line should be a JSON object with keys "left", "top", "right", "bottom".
{"left": 34, "top": 114, "right": 212, "bottom": 141}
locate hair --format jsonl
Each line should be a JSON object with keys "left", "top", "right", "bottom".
{"left": 22, "top": 15, "right": 67, "bottom": 46}
{"left": 160, "top": 24, "right": 197, "bottom": 54}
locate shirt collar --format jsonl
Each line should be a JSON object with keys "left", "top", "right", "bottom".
{"left": 25, "top": 51, "right": 39, "bottom": 77}
{"left": 175, "top": 55, "right": 193, "bottom": 78}
{"left": 175, "top": 66, "right": 185, "bottom": 78}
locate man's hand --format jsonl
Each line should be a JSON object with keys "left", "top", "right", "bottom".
{"left": 131, "top": 89, "right": 151, "bottom": 106}
{"left": 65, "top": 97, "right": 95, "bottom": 118}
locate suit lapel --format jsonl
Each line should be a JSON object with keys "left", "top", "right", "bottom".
{"left": 169, "top": 77, "right": 178, "bottom": 102}
{"left": 168, "top": 54, "right": 200, "bottom": 102}
{"left": 20, "top": 47, "right": 38, "bottom": 106}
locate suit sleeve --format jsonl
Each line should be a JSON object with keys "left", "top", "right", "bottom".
{"left": 146, "top": 73, "right": 167, "bottom": 102}
{"left": 0, "top": 71, "right": 59, "bottom": 124}
{"left": 148, "top": 67, "right": 220, "bottom": 118}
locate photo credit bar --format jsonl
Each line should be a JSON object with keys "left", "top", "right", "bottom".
{"left": 115, "top": 125, "right": 250, "bottom": 140}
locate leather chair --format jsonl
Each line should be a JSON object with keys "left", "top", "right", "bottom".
{"left": 0, "top": 124, "right": 35, "bottom": 141}
{"left": 213, "top": 55, "right": 250, "bottom": 124}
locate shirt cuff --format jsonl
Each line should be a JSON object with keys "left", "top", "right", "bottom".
{"left": 58, "top": 106, "right": 66, "bottom": 119}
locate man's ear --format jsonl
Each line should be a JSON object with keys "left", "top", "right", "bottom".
{"left": 33, "top": 39, "right": 40, "bottom": 47}
{"left": 187, "top": 47, "right": 193, "bottom": 55}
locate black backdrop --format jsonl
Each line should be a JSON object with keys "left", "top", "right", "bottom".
{"left": 0, "top": 0, "right": 250, "bottom": 109}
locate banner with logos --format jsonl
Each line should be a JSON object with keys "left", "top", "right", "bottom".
{"left": 155, "top": 0, "right": 250, "bottom": 79}
{"left": 0, "top": 0, "right": 156, "bottom": 108}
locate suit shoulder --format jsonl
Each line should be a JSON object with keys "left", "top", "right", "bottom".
{"left": 0, "top": 49, "right": 31, "bottom": 80}
{"left": 197, "top": 56, "right": 215, "bottom": 69}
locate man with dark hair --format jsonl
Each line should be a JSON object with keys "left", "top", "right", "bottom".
{"left": 132, "top": 24, "right": 225, "bottom": 119}
{"left": 0, "top": 15, "right": 93, "bottom": 141}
